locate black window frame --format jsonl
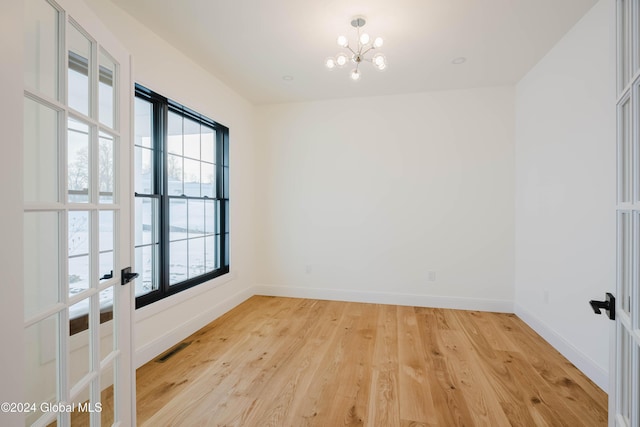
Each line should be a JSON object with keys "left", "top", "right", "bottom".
{"left": 134, "top": 83, "right": 229, "bottom": 309}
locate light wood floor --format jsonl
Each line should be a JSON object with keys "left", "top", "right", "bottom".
{"left": 130, "top": 296, "right": 606, "bottom": 426}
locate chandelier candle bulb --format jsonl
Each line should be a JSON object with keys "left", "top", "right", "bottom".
{"left": 325, "top": 57, "right": 336, "bottom": 69}
{"left": 326, "top": 16, "right": 387, "bottom": 80}
{"left": 325, "top": 58, "right": 336, "bottom": 70}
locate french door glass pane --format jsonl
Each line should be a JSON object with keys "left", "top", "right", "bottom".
{"left": 619, "top": 0, "right": 632, "bottom": 93}
{"left": 68, "top": 23, "right": 92, "bottom": 117}
{"left": 69, "top": 211, "right": 90, "bottom": 296}
{"left": 69, "top": 382, "right": 92, "bottom": 425}
{"left": 68, "top": 117, "right": 90, "bottom": 203}
{"left": 620, "top": 328, "right": 632, "bottom": 423}
{"left": 24, "top": 97, "right": 59, "bottom": 203}
{"left": 100, "top": 363, "right": 115, "bottom": 426}
{"left": 619, "top": 97, "right": 632, "bottom": 203}
{"left": 69, "top": 299, "right": 91, "bottom": 386}
{"left": 24, "top": 314, "right": 58, "bottom": 426}
{"left": 24, "top": 0, "right": 59, "bottom": 99}
{"left": 24, "top": 211, "right": 60, "bottom": 320}
{"left": 99, "top": 287, "right": 114, "bottom": 357}
{"left": 99, "top": 131, "right": 115, "bottom": 203}
{"left": 619, "top": 212, "right": 632, "bottom": 315}
{"left": 99, "top": 49, "right": 115, "bottom": 128}
{"left": 99, "top": 210, "right": 114, "bottom": 282}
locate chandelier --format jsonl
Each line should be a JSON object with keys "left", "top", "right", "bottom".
{"left": 325, "top": 16, "right": 387, "bottom": 81}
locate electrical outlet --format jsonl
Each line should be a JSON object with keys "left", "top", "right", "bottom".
{"left": 428, "top": 271, "right": 436, "bottom": 282}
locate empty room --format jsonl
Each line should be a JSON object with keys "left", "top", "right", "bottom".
{"left": 2, "top": 0, "right": 638, "bottom": 425}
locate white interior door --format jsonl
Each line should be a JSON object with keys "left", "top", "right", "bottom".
{"left": 612, "top": 1, "right": 640, "bottom": 426}
{"left": 23, "top": 0, "right": 134, "bottom": 425}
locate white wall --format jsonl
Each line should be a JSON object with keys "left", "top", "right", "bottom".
{"left": 255, "top": 87, "right": 515, "bottom": 311}
{"left": 84, "top": 0, "right": 257, "bottom": 366}
{"left": 0, "top": 1, "right": 25, "bottom": 426}
{"left": 514, "top": 0, "right": 614, "bottom": 391}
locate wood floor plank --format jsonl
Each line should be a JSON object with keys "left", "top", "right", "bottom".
{"left": 325, "top": 302, "right": 378, "bottom": 426}
{"left": 83, "top": 296, "right": 606, "bottom": 427}
{"left": 366, "top": 304, "right": 400, "bottom": 427}
{"left": 302, "top": 302, "right": 370, "bottom": 427}
{"left": 396, "top": 306, "right": 437, "bottom": 426}
{"left": 417, "top": 308, "right": 511, "bottom": 427}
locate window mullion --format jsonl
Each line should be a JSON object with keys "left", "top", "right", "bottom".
{"left": 158, "top": 99, "right": 171, "bottom": 296}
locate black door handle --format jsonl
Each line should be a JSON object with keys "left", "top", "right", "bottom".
{"left": 589, "top": 292, "right": 615, "bottom": 320}
{"left": 121, "top": 267, "right": 139, "bottom": 285}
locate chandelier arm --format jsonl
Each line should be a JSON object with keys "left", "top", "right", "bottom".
{"left": 346, "top": 45, "right": 357, "bottom": 55}
{"left": 360, "top": 46, "right": 374, "bottom": 56}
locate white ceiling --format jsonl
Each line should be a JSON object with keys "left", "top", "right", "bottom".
{"left": 108, "top": 0, "right": 599, "bottom": 105}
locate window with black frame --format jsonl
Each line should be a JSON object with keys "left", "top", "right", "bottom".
{"left": 134, "top": 84, "right": 229, "bottom": 308}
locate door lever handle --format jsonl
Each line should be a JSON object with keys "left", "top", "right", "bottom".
{"left": 589, "top": 292, "right": 615, "bottom": 320}
{"left": 121, "top": 267, "right": 139, "bottom": 285}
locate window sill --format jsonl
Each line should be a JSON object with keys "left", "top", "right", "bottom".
{"left": 134, "top": 271, "right": 235, "bottom": 323}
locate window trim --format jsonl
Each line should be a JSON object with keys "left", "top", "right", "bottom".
{"left": 134, "top": 84, "right": 230, "bottom": 309}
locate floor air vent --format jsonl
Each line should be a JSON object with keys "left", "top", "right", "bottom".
{"left": 155, "top": 341, "right": 192, "bottom": 363}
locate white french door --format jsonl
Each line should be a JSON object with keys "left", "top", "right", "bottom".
{"left": 613, "top": 1, "right": 640, "bottom": 426}
{"left": 23, "top": 0, "right": 134, "bottom": 425}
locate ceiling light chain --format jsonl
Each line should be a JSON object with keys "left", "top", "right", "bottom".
{"left": 326, "top": 16, "right": 387, "bottom": 81}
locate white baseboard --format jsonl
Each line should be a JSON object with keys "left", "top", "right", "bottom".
{"left": 134, "top": 286, "right": 253, "bottom": 368}
{"left": 253, "top": 284, "right": 514, "bottom": 313}
{"left": 514, "top": 303, "right": 608, "bottom": 392}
